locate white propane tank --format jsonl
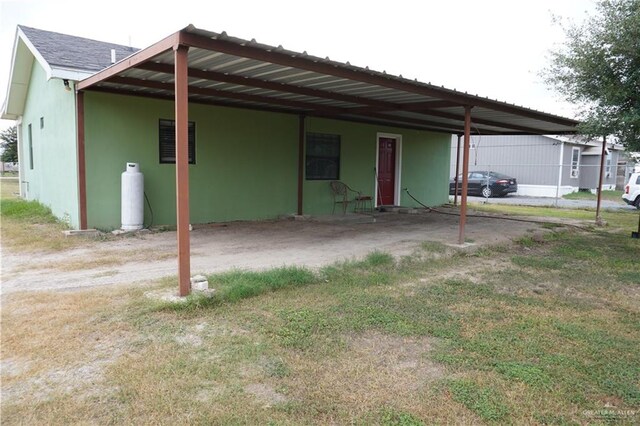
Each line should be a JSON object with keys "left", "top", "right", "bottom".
{"left": 121, "top": 163, "right": 144, "bottom": 231}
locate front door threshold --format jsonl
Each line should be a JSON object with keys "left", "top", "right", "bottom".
{"left": 378, "top": 206, "right": 423, "bottom": 214}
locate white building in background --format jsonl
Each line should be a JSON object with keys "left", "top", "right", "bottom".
{"left": 1, "top": 162, "right": 19, "bottom": 173}
{"left": 450, "top": 135, "right": 626, "bottom": 198}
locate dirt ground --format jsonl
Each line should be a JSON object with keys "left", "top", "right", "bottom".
{"left": 1, "top": 209, "right": 540, "bottom": 295}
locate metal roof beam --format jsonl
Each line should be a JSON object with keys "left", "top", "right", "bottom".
{"left": 87, "top": 85, "right": 472, "bottom": 134}
{"left": 134, "top": 61, "right": 399, "bottom": 109}
{"left": 100, "top": 76, "right": 495, "bottom": 133}
{"left": 86, "top": 86, "right": 302, "bottom": 114}
{"left": 363, "top": 112, "right": 469, "bottom": 134}
{"left": 77, "top": 32, "right": 180, "bottom": 90}
{"left": 310, "top": 111, "right": 492, "bottom": 134}
{"left": 346, "top": 100, "right": 462, "bottom": 114}
{"left": 104, "top": 76, "right": 347, "bottom": 114}
{"left": 414, "top": 109, "right": 552, "bottom": 134}
{"left": 133, "top": 64, "right": 529, "bottom": 134}
{"left": 136, "top": 63, "right": 471, "bottom": 125}
{"left": 404, "top": 100, "right": 462, "bottom": 109}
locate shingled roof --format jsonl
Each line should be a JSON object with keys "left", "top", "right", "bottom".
{"left": 2, "top": 25, "right": 140, "bottom": 119}
{"left": 19, "top": 25, "right": 138, "bottom": 73}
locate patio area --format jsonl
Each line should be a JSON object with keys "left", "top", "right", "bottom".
{"left": 1, "top": 208, "right": 540, "bottom": 295}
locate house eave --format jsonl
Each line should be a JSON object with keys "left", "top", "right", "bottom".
{"left": 1, "top": 106, "right": 19, "bottom": 120}
{"left": 2, "top": 26, "right": 95, "bottom": 120}
{"left": 50, "top": 67, "right": 94, "bottom": 82}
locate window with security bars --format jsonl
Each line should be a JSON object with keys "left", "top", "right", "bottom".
{"left": 159, "top": 119, "right": 196, "bottom": 164}
{"left": 305, "top": 132, "right": 340, "bottom": 180}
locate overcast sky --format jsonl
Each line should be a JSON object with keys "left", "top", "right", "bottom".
{"left": 0, "top": 0, "right": 595, "bottom": 131}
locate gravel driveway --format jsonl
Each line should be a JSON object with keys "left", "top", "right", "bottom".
{"left": 2, "top": 210, "right": 543, "bottom": 295}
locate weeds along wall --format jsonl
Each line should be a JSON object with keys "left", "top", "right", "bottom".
{"left": 84, "top": 92, "right": 451, "bottom": 230}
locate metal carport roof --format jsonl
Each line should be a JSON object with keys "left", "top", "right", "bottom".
{"left": 77, "top": 25, "right": 579, "bottom": 136}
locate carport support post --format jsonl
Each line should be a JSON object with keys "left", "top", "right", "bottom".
{"left": 175, "top": 44, "right": 191, "bottom": 297}
{"left": 76, "top": 90, "right": 88, "bottom": 230}
{"left": 458, "top": 106, "right": 472, "bottom": 245}
{"left": 297, "top": 115, "right": 305, "bottom": 215}
{"left": 454, "top": 134, "right": 462, "bottom": 206}
{"left": 595, "top": 135, "right": 607, "bottom": 224}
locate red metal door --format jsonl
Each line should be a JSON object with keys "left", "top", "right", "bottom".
{"left": 377, "top": 137, "right": 396, "bottom": 206}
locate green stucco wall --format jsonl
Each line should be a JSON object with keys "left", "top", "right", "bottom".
{"left": 20, "top": 62, "right": 79, "bottom": 227}
{"left": 84, "top": 92, "right": 450, "bottom": 230}
{"left": 84, "top": 92, "right": 298, "bottom": 230}
{"left": 304, "top": 117, "right": 450, "bottom": 214}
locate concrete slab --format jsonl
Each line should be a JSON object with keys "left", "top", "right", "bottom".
{"left": 2, "top": 208, "right": 549, "bottom": 295}
{"left": 63, "top": 229, "right": 101, "bottom": 238}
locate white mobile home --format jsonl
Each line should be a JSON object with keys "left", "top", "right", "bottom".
{"left": 450, "top": 135, "right": 624, "bottom": 197}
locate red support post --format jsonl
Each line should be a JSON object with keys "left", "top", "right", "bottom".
{"left": 458, "top": 106, "right": 472, "bottom": 245}
{"left": 174, "top": 44, "right": 191, "bottom": 297}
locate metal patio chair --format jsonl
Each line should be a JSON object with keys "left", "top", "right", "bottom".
{"left": 329, "top": 181, "right": 373, "bottom": 214}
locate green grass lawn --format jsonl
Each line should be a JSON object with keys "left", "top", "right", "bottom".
{"left": 2, "top": 194, "right": 639, "bottom": 424}
{"left": 0, "top": 178, "right": 85, "bottom": 251}
{"left": 1, "top": 176, "right": 19, "bottom": 199}
{"left": 470, "top": 202, "right": 639, "bottom": 231}
{"left": 563, "top": 189, "right": 624, "bottom": 202}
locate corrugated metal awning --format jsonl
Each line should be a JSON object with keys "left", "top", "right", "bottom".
{"left": 582, "top": 146, "right": 609, "bottom": 155}
{"left": 77, "top": 25, "right": 579, "bottom": 135}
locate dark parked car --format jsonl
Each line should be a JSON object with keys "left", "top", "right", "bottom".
{"left": 449, "top": 171, "right": 518, "bottom": 198}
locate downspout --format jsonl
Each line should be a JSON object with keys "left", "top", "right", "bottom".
{"left": 554, "top": 141, "right": 564, "bottom": 207}
{"left": 15, "top": 117, "right": 25, "bottom": 197}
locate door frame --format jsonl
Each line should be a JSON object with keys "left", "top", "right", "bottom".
{"left": 375, "top": 132, "right": 402, "bottom": 207}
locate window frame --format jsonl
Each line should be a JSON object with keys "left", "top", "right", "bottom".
{"left": 570, "top": 147, "right": 580, "bottom": 179}
{"left": 158, "top": 119, "right": 196, "bottom": 165}
{"left": 305, "top": 132, "right": 341, "bottom": 181}
{"left": 28, "top": 123, "right": 34, "bottom": 170}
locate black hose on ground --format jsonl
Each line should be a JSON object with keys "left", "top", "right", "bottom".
{"left": 403, "top": 188, "right": 594, "bottom": 232}
{"left": 144, "top": 191, "right": 154, "bottom": 230}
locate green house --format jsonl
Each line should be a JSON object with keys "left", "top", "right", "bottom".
{"left": 3, "top": 25, "right": 579, "bottom": 294}
{"left": 2, "top": 26, "right": 575, "bottom": 233}
{"left": 3, "top": 25, "right": 579, "bottom": 232}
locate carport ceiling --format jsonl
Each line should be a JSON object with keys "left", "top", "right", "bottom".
{"left": 78, "top": 25, "right": 579, "bottom": 135}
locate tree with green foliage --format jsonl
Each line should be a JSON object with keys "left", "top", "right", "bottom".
{"left": 544, "top": 0, "right": 640, "bottom": 151}
{"left": 0, "top": 126, "right": 18, "bottom": 163}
